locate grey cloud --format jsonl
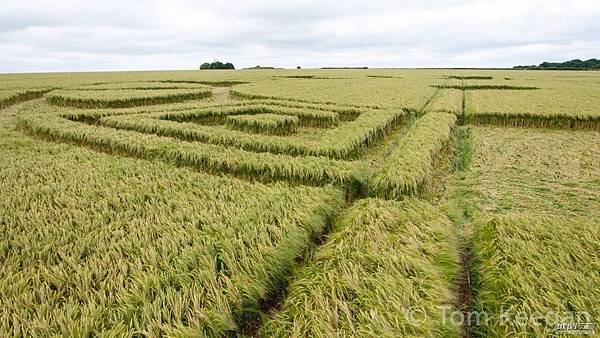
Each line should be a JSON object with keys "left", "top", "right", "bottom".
{"left": 1, "top": 0, "right": 599, "bottom": 72}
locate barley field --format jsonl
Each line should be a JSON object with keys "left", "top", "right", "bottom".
{"left": 0, "top": 69, "right": 598, "bottom": 337}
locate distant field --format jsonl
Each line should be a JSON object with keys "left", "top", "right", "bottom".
{"left": 1, "top": 69, "right": 599, "bottom": 337}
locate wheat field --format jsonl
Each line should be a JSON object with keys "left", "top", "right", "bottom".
{"left": 0, "top": 69, "right": 598, "bottom": 337}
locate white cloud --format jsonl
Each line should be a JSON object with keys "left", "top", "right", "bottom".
{"left": 1, "top": 0, "right": 599, "bottom": 72}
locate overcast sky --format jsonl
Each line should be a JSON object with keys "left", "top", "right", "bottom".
{"left": 1, "top": 0, "right": 599, "bottom": 72}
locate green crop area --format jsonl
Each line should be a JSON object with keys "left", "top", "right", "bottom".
{"left": 225, "top": 114, "right": 300, "bottom": 135}
{"left": 46, "top": 88, "right": 212, "bottom": 108}
{"left": 1, "top": 69, "right": 599, "bottom": 337}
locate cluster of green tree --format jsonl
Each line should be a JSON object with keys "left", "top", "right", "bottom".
{"left": 199, "top": 61, "right": 235, "bottom": 70}
{"left": 514, "top": 59, "right": 600, "bottom": 70}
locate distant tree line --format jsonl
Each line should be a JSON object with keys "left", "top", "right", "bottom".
{"left": 514, "top": 59, "right": 600, "bottom": 70}
{"left": 321, "top": 66, "right": 368, "bottom": 69}
{"left": 245, "top": 65, "right": 276, "bottom": 69}
{"left": 199, "top": 61, "right": 235, "bottom": 70}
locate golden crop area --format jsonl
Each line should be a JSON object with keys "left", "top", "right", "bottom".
{"left": 0, "top": 69, "right": 598, "bottom": 337}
